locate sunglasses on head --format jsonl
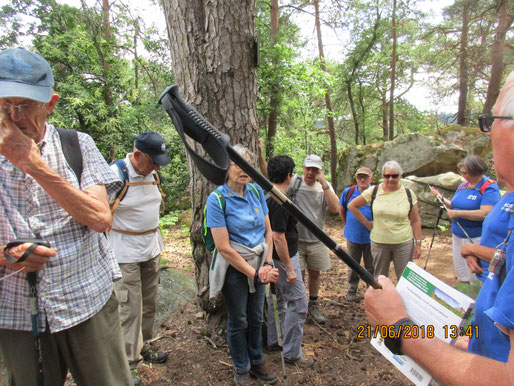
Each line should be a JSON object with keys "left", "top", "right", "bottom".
{"left": 478, "top": 114, "right": 514, "bottom": 133}
{"left": 383, "top": 174, "right": 399, "bottom": 179}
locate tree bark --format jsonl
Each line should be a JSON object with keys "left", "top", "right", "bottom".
{"left": 482, "top": 0, "right": 513, "bottom": 114}
{"left": 457, "top": 1, "right": 470, "bottom": 125}
{"left": 388, "top": 0, "right": 397, "bottom": 140}
{"left": 313, "top": 0, "right": 337, "bottom": 190}
{"left": 266, "top": 0, "right": 280, "bottom": 158}
{"left": 162, "top": 0, "right": 259, "bottom": 337}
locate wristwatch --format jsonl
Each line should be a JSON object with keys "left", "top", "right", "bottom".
{"left": 383, "top": 317, "right": 416, "bottom": 355}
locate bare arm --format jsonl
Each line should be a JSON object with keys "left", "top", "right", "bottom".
{"left": 365, "top": 276, "right": 514, "bottom": 385}
{"left": 338, "top": 206, "right": 347, "bottom": 225}
{"left": 447, "top": 205, "right": 494, "bottom": 221}
{"left": 257, "top": 139, "right": 268, "bottom": 178}
{"left": 317, "top": 171, "right": 340, "bottom": 214}
{"left": 211, "top": 218, "right": 278, "bottom": 284}
{"left": 272, "top": 231, "right": 297, "bottom": 283}
{"left": 348, "top": 195, "right": 373, "bottom": 231}
{"left": 409, "top": 204, "right": 423, "bottom": 259}
{"left": 0, "top": 116, "right": 112, "bottom": 232}
{"left": 461, "top": 244, "right": 496, "bottom": 263}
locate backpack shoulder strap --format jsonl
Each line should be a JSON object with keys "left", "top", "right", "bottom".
{"left": 288, "top": 175, "right": 303, "bottom": 201}
{"left": 110, "top": 159, "right": 129, "bottom": 216}
{"left": 457, "top": 181, "right": 469, "bottom": 191}
{"left": 370, "top": 185, "right": 379, "bottom": 212}
{"left": 56, "top": 128, "right": 83, "bottom": 184}
{"left": 247, "top": 183, "right": 261, "bottom": 200}
{"left": 479, "top": 179, "right": 495, "bottom": 195}
{"left": 343, "top": 185, "right": 357, "bottom": 210}
{"left": 203, "top": 189, "right": 225, "bottom": 237}
{"left": 405, "top": 187, "right": 413, "bottom": 213}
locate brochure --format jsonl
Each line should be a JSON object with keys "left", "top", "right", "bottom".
{"left": 370, "top": 262, "right": 475, "bottom": 386}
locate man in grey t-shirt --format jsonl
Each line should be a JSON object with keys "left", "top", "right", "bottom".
{"left": 258, "top": 144, "right": 340, "bottom": 324}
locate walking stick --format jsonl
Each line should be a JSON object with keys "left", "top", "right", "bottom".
{"left": 429, "top": 185, "right": 475, "bottom": 243}
{"left": 159, "top": 85, "right": 380, "bottom": 289}
{"left": 269, "top": 283, "right": 287, "bottom": 386}
{"left": 3, "top": 238, "right": 50, "bottom": 386}
{"left": 424, "top": 206, "right": 444, "bottom": 270}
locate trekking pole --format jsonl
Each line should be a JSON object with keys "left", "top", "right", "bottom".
{"left": 424, "top": 206, "right": 444, "bottom": 270}
{"left": 429, "top": 185, "right": 474, "bottom": 243}
{"left": 3, "top": 238, "right": 50, "bottom": 386}
{"left": 270, "top": 283, "right": 287, "bottom": 386}
{"left": 159, "top": 85, "right": 380, "bottom": 289}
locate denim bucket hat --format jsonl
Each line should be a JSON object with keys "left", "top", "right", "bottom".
{"left": 0, "top": 47, "right": 54, "bottom": 103}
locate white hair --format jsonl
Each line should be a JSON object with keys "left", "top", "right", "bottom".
{"left": 382, "top": 160, "right": 403, "bottom": 175}
{"left": 495, "top": 71, "right": 514, "bottom": 127}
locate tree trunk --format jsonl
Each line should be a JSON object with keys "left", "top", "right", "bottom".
{"left": 388, "top": 0, "right": 397, "bottom": 141}
{"left": 457, "top": 1, "right": 470, "bottom": 125}
{"left": 346, "top": 80, "right": 360, "bottom": 144}
{"left": 313, "top": 0, "right": 337, "bottom": 190}
{"left": 483, "top": 0, "right": 513, "bottom": 114}
{"left": 162, "top": 0, "right": 259, "bottom": 337}
{"left": 266, "top": 0, "right": 280, "bottom": 158}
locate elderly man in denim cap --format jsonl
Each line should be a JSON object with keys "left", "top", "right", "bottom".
{"left": 0, "top": 47, "right": 132, "bottom": 385}
{"left": 108, "top": 131, "right": 171, "bottom": 386}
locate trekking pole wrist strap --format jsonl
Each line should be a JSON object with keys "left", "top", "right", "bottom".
{"left": 3, "top": 239, "right": 51, "bottom": 264}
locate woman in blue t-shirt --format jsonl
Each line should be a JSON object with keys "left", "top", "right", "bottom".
{"left": 431, "top": 155, "right": 501, "bottom": 283}
{"left": 206, "top": 144, "right": 279, "bottom": 385}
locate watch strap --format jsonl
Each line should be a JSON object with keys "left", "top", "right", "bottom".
{"left": 383, "top": 317, "right": 416, "bottom": 355}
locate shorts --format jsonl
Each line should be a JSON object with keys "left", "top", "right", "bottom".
{"left": 298, "top": 240, "right": 331, "bottom": 272}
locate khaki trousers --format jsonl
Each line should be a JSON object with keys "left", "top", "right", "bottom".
{"left": 0, "top": 293, "right": 132, "bottom": 386}
{"left": 371, "top": 239, "right": 414, "bottom": 281}
{"left": 115, "top": 255, "right": 160, "bottom": 369}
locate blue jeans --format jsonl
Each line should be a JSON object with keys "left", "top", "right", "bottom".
{"left": 222, "top": 266, "right": 265, "bottom": 374}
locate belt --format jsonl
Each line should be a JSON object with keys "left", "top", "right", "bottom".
{"left": 110, "top": 227, "right": 159, "bottom": 236}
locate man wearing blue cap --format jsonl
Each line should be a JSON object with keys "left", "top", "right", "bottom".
{"left": 0, "top": 48, "right": 132, "bottom": 385}
{"left": 108, "top": 131, "right": 171, "bottom": 385}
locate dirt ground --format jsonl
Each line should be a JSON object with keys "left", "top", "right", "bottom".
{"left": 139, "top": 217, "right": 459, "bottom": 385}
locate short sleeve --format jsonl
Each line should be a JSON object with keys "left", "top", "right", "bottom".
{"left": 205, "top": 189, "right": 227, "bottom": 228}
{"left": 481, "top": 183, "right": 501, "bottom": 207}
{"left": 340, "top": 187, "right": 350, "bottom": 206}
{"left": 360, "top": 185, "right": 375, "bottom": 204}
{"left": 269, "top": 204, "right": 288, "bottom": 233}
{"left": 408, "top": 188, "right": 418, "bottom": 206}
{"left": 78, "top": 132, "right": 122, "bottom": 194}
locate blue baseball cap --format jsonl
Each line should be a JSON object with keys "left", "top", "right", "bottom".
{"left": 0, "top": 47, "right": 54, "bottom": 103}
{"left": 135, "top": 131, "right": 171, "bottom": 166}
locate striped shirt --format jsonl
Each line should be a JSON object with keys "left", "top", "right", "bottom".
{"left": 0, "top": 124, "right": 122, "bottom": 333}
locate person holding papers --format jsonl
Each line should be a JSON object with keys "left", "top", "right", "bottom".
{"left": 364, "top": 72, "right": 514, "bottom": 383}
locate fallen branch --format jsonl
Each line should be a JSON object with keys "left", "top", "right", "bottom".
{"left": 219, "top": 361, "right": 233, "bottom": 368}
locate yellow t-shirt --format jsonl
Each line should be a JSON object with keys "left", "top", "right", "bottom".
{"left": 361, "top": 184, "right": 417, "bottom": 244}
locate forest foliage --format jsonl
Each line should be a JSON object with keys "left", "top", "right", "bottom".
{"left": 1, "top": 0, "right": 512, "bottom": 201}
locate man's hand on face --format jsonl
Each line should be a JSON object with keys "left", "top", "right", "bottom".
{"left": 0, "top": 113, "right": 41, "bottom": 171}
{"left": 315, "top": 169, "right": 327, "bottom": 186}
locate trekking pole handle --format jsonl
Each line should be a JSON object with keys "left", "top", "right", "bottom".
{"left": 227, "top": 147, "right": 381, "bottom": 289}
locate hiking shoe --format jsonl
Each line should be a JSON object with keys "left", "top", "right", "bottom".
{"left": 249, "top": 363, "right": 278, "bottom": 384}
{"left": 131, "top": 368, "right": 142, "bottom": 386}
{"left": 284, "top": 355, "right": 314, "bottom": 368}
{"left": 142, "top": 347, "right": 167, "bottom": 364}
{"left": 308, "top": 300, "right": 326, "bottom": 324}
{"left": 346, "top": 292, "right": 357, "bottom": 302}
{"left": 234, "top": 372, "right": 252, "bottom": 386}
{"left": 266, "top": 344, "right": 281, "bottom": 352}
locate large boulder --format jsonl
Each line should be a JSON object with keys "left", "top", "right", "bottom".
{"left": 337, "top": 125, "right": 491, "bottom": 191}
{"left": 403, "top": 172, "right": 464, "bottom": 228}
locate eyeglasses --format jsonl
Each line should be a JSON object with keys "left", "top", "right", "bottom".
{"left": 0, "top": 102, "right": 46, "bottom": 114}
{"left": 459, "top": 170, "right": 471, "bottom": 177}
{"left": 383, "top": 174, "right": 399, "bottom": 179}
{"left": 478, "top": 114, "right": 514, "bottom": 133}
{"left": 356, "top": 174, "right": 371, "bottom": 179}
{"left": 142, "top": 152, "right": 158, "bottom": 166}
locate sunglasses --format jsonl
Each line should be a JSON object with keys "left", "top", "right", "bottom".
{"left": 383, "top": 174, "right": 399, "bottom": 179}
{"left": 478, "top": 114, "right": 514, "bottom": 133}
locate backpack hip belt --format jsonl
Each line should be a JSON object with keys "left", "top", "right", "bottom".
{"left": 110, "top": 227, "right": 159, "bottom": 236}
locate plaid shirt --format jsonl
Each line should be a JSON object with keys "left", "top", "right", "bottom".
{"left": 0, "top": 124, "right": 122, "bottom": 333}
